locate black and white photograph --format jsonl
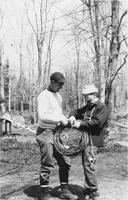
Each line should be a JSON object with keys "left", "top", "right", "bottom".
{"left": 0, "top": 0, "right": 128, "bottom": 200}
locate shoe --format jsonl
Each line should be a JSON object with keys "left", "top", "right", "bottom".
{"left": 60, "top": 184, "right": 77, "bottom": 200}
{"left": 39, "top": 187, "right": 53, "bottom": 200}
{"left": 89, "top": 190, "right": 100, "bottom": 200}
{"left": 83, "top": 188, "right": 90, "bottom": 195}
{"left": 40, "top": 194, "right": 53, "bottom": 200}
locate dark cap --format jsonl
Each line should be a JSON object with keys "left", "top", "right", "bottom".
{"left": 50, "top": 72, "right": 65, "bottom": 83}
{"left": 0, "top": 97, "right": 6, "bottom": 104}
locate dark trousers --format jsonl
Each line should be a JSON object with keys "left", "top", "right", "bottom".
{"left": 82, "top": 143, "right": 98, "bottom": 191}
{"left": 36, "top": 127, "right": 71, "bottom": 186}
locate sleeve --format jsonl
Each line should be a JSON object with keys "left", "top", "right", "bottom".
{"left": 69, "top": 106, "right": 86, "bottom": 120}
{"left": 37, "top": 93, "right": 63, "bottom": 123}
{"left": 80, "top": 104, "right": 108, "bottom": 129}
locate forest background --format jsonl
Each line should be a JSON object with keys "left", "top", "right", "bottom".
{"left": 0, "top": 0, "right": 128, "bottom": 125}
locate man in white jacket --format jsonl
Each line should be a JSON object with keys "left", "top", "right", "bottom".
{"left": 36, "top": 72, "right": 77, "bottom": 200}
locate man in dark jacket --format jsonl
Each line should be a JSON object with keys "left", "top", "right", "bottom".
{"left": 68, "top": 84, "right": 108, "bottom": 200}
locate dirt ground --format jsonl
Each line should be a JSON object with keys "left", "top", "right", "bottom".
{"left": 0, "top": 117, "right": 128, "bottom": 200}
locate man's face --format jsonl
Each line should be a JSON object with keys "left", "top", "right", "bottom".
{"left": 83, "top": 93, "right": 95, "bottom": 103}
{"left": 50, "top": 80, "right": 64, "bottom": 92}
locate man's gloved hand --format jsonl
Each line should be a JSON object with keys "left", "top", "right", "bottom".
{"left": 68, "top": 116, "right": 76, "bottom": 126}
{"left": 72, "top": 120, "right": 81, "bottom": 128}
{"left": 61, "top": 115, "right": 69, "bottom": 126}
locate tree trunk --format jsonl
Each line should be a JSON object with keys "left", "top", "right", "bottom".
{"left": 37, "top": 44, "right": 43, "bottom": 85}
{"left": 21, "top": 100, "right": 23, "bottom": 114}
{"left": 0, "top": 54, "right": 5, "bottom": 114}
{"left": 87, "top": 0, "right": 101, "bottom": 92}
{"left": 105, "top": 0, "right": 119, "bottom": 117}
{"left": 93, "top": 0, "right": 101, "bottom": 91}
{"left": 8, "top": 77, "right": 11, "bottom": 111}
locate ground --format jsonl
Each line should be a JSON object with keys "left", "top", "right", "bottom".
{"left": 0, "top": 114, "right": 128, "bottom": 200}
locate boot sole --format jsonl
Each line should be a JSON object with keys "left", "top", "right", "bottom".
{"left": 60, "top": 195, "right": 77, "bottom": 200}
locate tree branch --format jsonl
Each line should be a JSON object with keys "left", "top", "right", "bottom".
{"left": 26, "top": 8, "right": 37, "bottom": 39}
{"left": 81, "top": 0, "right": 90, "bottom": 7}
{"left": 105, "top": 25, "right": 112, "bottom": 42}
{"left": 117, "top": 10, "right": 127, "bottom": 33}
{"left": 110, "top": 54, "right": 127, "bottom": 84}
{"left": 32, "top": 0, "right": 39, "bottom": 35}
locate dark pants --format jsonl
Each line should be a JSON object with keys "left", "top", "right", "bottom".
{"left": 36, "top": 127, "right": 71, "bottom": 186}
{"left": 82, "top": 142, "right": 98, "bottom": 192}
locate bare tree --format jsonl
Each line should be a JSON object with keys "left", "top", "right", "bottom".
{"left": 81, "top": 0, "right": 127, "bottom": 115}
{"left": 70, "top": 14, "right": 82, "bottom": 108}
{"left": 43, "top": 15, "right": 57, "bottom": 87}
{"left": 105, "top": 1, "right": 127, "bottom": 115}
{"left": 27, "top": 34, "right": 37, "bottom": 123}
{"left": 0, "top": 8, "right": 5, "bottom": 114}
{"left": 17, "top": 21, "right": 25, "bottom": 114}
{"left": 26, "top": 0, "right": 57, "bottom": 88}
{"left": 81, "top": 0, "right": 104, "bottom": 93}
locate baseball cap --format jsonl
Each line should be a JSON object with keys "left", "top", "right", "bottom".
{"left": 82, "top": 84, "right": 98, "bottom": 95}
{"left": 50, "top": 72, "right": 65, "bottom": 83}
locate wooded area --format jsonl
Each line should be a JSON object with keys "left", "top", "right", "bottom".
{"left": 0, "top": 0, "right": 127, "bottom": 124}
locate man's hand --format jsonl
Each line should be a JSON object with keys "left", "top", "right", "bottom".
{"left": 72, "top": 120, "right": 81, "bottom": 128}
{"left": 68, "top": 116, "right": 76, "bottom": 126}
{"left": 61, "top": 115, "right": 68, "bottom": 126}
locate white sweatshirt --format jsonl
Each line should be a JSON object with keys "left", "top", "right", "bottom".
{"left": 37, "top": 89, "right": 66, "bottom": 129}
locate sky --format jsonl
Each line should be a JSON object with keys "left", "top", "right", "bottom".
{"left": 0, "top": 0, "right": 127, "bottom": 76}
{"left": 0, "top": 0, "right": 81, "bottom": 74}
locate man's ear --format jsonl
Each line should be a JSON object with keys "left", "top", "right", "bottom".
{"left": 51, "top": 80, "right": 55, "bottom": 84}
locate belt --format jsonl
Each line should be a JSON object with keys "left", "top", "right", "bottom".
{"left": 36, "top": 126, "right": 55, "bottom": 135}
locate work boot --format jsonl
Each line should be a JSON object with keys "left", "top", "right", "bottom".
{"left": 39, "top": 187, "right": 53, "bottom": 200}
{"left": 83, "top": 188, "right": 90, "bottom": 195}
{"left": 60, "top": 184, "right": 77, "bottom": 200}
{"left": 88, "top": 190, "right": 100, "bottom": 200}
{"left": 84, "top": 189, "right": 99, "bottom": 200}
